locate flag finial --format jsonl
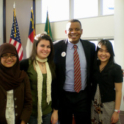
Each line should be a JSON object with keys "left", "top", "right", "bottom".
{"left": 13, "top": 2, "right": 15, "bottom": 8}
{"left": 31, "top": 6, "right": 33, "bottom": 10}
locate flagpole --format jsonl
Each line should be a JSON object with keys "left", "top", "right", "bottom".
{"left": 44, "top": 10, "right": 53, "bottom": 41}
{"left": 9, "top": 3, "right": 23, "bottom": 61}
{"left": 31, "top": 7, "right": 34, "bottom": 30}
{"left": 26, "top": 6, "right": 35, "bottom": 58}
{"left": 46, "top": 6, "right": 49, "bottom": 34}
{"left": 13, "top": 2, "right": 16, "bottom": 38}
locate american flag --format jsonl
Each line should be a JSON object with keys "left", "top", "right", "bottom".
{"left": 9, "top": 4, "right": 23, "bottom": 61}
{"left": 26, "top": 6, "right": 35, "bottom": 58}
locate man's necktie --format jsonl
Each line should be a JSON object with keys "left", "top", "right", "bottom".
{"left": 73, "top": 45, "right": 81, "bottom": 93}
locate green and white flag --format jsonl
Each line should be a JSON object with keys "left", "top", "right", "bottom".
{"left": 44, "top": 11, "right": 53, "bottom": 41}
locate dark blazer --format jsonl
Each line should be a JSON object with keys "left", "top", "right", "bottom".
{"left": 53, "top": 39, "right": 95, "bottom": 109}
{"left": 0, "top": 75, "right": 32, "bottom": 124}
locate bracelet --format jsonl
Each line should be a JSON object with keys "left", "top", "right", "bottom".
{"left": 114, "top": 109, "right": 120, "bottom": 113}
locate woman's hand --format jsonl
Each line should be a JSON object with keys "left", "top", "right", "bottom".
{"left": 51, "top": 110, "right": 58, "bottom": 124}
{"left": 111, "top": 112, "right": 119, "bottom": 124}
{"left": 20, "top": 120, "right": 26, "bottom": 124}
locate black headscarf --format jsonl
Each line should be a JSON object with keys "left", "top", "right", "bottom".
{"left": 0, "top": 43, "right": 26, "bottom": 91}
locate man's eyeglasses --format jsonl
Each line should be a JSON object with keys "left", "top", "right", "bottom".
{"left": 1, "top": 54, "right": 16, "bottom": 59}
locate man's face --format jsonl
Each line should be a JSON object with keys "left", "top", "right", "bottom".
{"left": 65, "top": 22, "right": 83, "bottom": 44}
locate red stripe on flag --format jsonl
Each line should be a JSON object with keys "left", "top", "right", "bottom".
{"left": 19, "top": 52, "right": 23, "bottom": 61}
{"left": 17, "top": 43, "right": 21, "bottom": 53}
{"left": 28, "top": 31, "right": 34, "bottom": 43}
{"left": 9, "top": 38, "right": 12, "bottom": 43}
{"left": 13, "top": 41, "right": 17, "bottom": 46}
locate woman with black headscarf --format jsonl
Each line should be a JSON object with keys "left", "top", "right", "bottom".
{"left": 0, "top": 43, "right": 32, "bottom": 124}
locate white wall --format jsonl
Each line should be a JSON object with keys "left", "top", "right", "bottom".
{"left": 6, "top": 0, "right": 33, "bottom": 58}
{"left": 0, "top": 0, "right": 3, "bottom": 45}
{"left": 36, "top": 0, "right": 42, "bottom": 24}
{"left": 36, "top": 15, "right": 114, "bottom": 40}
{"left": 35, "top": 0, "right": 114, "bottom": 40}
{"left": 114, "top": 0, "right": 124, "bottom": 111}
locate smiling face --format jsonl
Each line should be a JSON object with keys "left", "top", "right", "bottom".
{"left": 97, "top": 45, "right": 111, "bottom": 64}
{"left": 36, "top": 39, "right": 51, "bottom": 59}
{"left": 1, "top": 53, "right": 17, "bottom": 68}
{"left": 65, "top": 22, "right": 83, "bottom": 44}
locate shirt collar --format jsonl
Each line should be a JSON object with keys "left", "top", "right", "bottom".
{"left": 67, "top": 39, "right": 81, "bottom": 49}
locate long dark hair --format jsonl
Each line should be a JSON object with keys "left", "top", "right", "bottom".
{"left": 29, "top": 33, "right": 56, "bottom": 78}
{"left": 95, "top": 40, "right": 115, "bottom": 66}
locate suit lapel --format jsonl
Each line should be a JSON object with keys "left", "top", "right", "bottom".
{"left": 80, "top": 39, "right": 90, "bottom": 69}
{"left": 60, "top": 39, "right": 68, "bottom": 71}
{"left": 60, "top": 39, "right": 90, "bottom": 73}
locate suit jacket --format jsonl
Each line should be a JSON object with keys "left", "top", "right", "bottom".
{"left": 52, "top": 39, "right": 95, "bottom": 109}
{"left": 0, "top": 75, "right": 32, "bottom": 124}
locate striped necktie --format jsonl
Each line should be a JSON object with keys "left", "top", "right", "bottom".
{"left": 73, "top": 45, "right": 81, "bottom": 93}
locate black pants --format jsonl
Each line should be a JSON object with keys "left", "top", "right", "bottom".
{"left": 58, "top": 89, "right": 91, "bottom": 124}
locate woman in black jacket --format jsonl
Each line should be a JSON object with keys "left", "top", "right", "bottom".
{"left": 91, "top": 40, "right": 123, "bottom": 124}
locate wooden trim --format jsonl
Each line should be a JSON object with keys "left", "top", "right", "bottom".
{"left": 3, "top": 0, "right": 6, "bottom": 43}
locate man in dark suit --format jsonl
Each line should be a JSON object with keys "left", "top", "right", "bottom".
{"left": 53, "top": 19, "right": 95, "bottom": 124}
